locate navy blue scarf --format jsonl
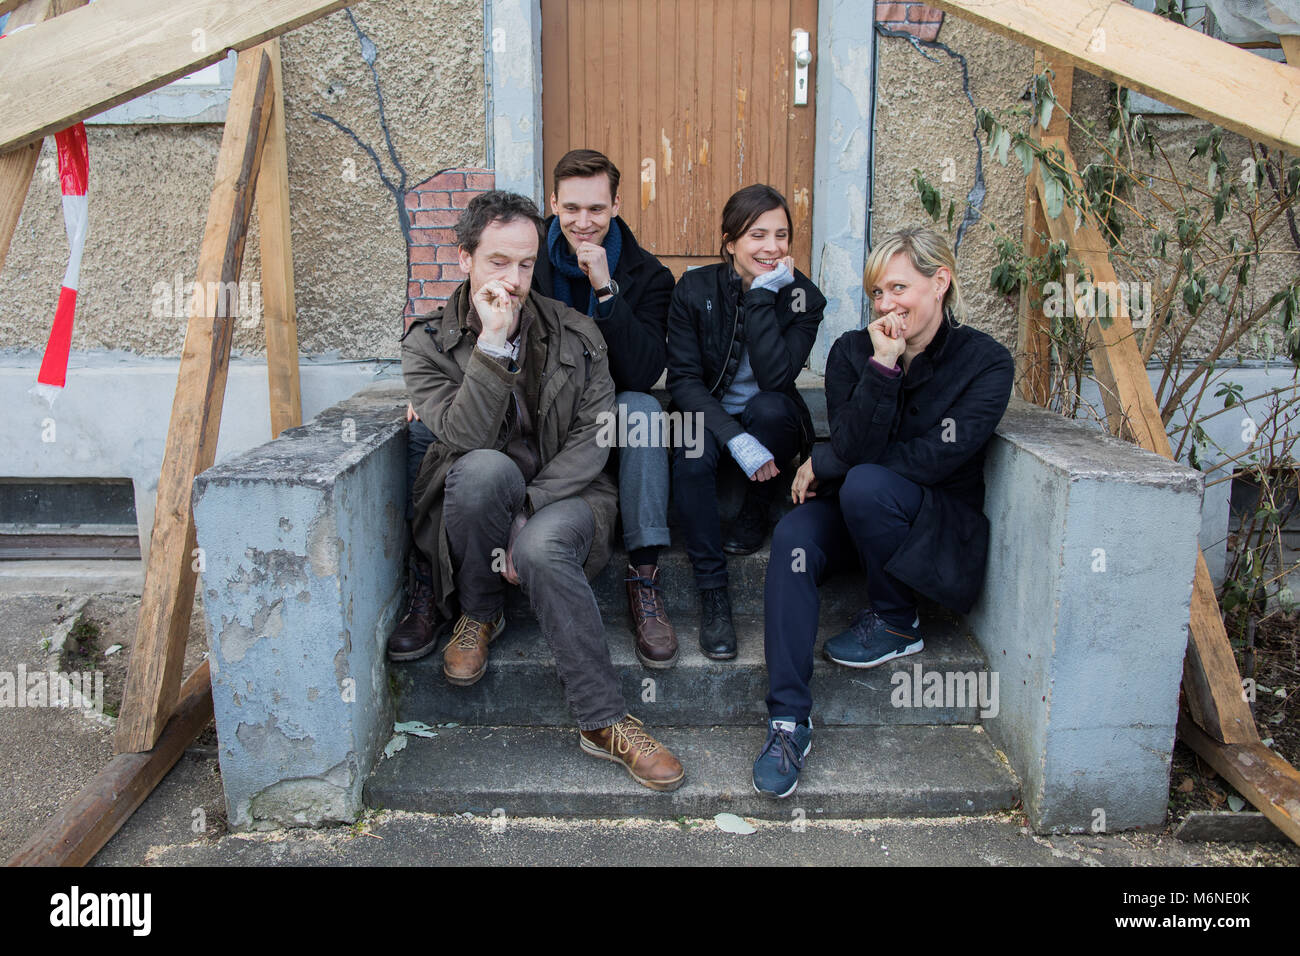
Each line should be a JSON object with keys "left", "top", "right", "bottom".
{"left": 546, "top": 217, "right": 623, "bottom": 316}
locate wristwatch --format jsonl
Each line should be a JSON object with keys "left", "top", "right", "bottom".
{"left": 594, "top": 279, "right": 619, "bottom": 298}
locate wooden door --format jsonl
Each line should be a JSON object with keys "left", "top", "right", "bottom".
{"left": 541, "top": 0, "right": 818, "bottom": 278}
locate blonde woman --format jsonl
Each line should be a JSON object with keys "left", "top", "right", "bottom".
{"left": 752, "top": 225, "right": 1013, "bottom": 798}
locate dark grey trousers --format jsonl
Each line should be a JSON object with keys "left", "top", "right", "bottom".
{"left": 442, "top": 448, "right": 626, "bottom": 731}
{"left": 408, "top": 389, "right": 670, "bottom": 553}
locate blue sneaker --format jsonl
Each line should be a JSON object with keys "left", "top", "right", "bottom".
{"left": 823, "top": 608, "right": 923, "bottom": 668}
{"left": 752, "top": 717, "right": 813, "bottom": 798}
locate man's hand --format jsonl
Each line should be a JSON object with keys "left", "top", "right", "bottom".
{"left": 750, "top": 459, "right": 779, "bottom": 482}
{"left": 501, "top": 511, "right": 528, "bottom": 585}
{"left": 867, "top": 312, "right": 907, "bottom": 368}
{"left": 473, "top": 279, "right": 517, "bottom": 348}
{"left": 406, "top": 402, "right": 419, "bottom": 423}
{"left": 575, "top": 241, "right": 612, "bottom": 295}
{"left": 791, "top": 457, "right": 818, "bottom": 504}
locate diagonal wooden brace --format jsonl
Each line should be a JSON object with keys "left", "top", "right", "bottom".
{"left": 115, "top": 48, "right": 274, "bottom": 753}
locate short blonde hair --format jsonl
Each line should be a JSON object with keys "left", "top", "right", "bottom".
{"left": 863, "top": 225, "right": 967, "bottom": 325}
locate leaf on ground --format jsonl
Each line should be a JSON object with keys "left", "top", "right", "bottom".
{"left": 103, "top": 644, "right": 123, "bottom": 657}
{"left": 714, "top": 812, "right": 755, "bottom": 835}
{"left": 1176, "top": 776, "right": 1194, "bottom": 793}
{"left": 394, "top": 720, "right": 438, "bottom": 738}
{"left": 383, "top": 734, "right": 407, "bottom": 758}
{"left": 1227, "top": 795, "right": 1245, "bottom": 812}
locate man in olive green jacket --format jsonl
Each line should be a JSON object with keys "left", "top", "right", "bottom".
{"left": 401, "top": 191, "right": 684, "bottom": 791}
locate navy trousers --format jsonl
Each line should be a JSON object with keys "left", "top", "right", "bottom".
{"left": 763, "top": 463, "right": 925, "bottom": 723}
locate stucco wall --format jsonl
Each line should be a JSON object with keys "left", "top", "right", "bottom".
{"left": 4, "top": 4, "right": 1292, "bottom": 365}
{"left": 871, "top": 14, "right": 1032, "bottom": 350}
{"left": 0, "top": 1, "right": 485, "bottom": 361}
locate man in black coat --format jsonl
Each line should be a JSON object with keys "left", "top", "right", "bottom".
{"left": 529, "top": 150, "right": 678, "bottom": 669}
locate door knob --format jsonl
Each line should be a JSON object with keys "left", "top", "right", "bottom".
{"left": 792, "top": 29, "right": 811, "bottom": 106}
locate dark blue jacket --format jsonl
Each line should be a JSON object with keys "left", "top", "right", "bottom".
{"left": 811, "top": 316, "right": 1013, "bottom": 612}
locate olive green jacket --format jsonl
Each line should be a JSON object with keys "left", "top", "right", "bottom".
{"left": 402, "top": 282, "right": 618, "bottom": 617}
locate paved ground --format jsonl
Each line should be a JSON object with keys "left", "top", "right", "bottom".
{"left": 1, "top": 584, "right": 1297, "bottom": 867}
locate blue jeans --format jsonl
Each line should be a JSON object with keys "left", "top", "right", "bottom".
{"left": 608, "top": 391, "right": 671, "bottom": 553}
{"left": 763, "top": 463, "right": 925, "bottom": 723}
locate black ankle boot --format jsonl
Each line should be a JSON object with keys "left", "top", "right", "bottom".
{"left": 722, "top": 491, "right": 771, "bottom": 555}
{"left": 698, "top": 586, "right": 736, "bottom": 660}
{"left": 387, "top": 558, "right": 446, "bottom": 661}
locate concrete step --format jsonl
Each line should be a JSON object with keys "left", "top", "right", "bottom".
{"left": 393, "top": 610, "right": 988, "bottom": 727}
{"left": 363, "top": 723, "right": 1019, "bottom": 819}
{"left": 506, "top": 540, "right": 879, "bottom": 620}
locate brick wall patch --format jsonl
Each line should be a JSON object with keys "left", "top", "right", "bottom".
{"left": 404, "top": 168, "right": 495, "bottom": 324}
{"left": 875, "top": 1, "right": 943, "bottom": 42}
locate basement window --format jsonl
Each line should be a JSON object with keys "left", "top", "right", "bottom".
{"left": 0, "top": 479, "right": 141, "bottom": 560}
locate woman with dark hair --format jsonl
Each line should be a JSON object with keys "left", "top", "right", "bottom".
{"left": 666, "top": 184, "right": 826, "bottom": 660}
{"left": 751, "top": 224, "right": 1013, "bottom": 798}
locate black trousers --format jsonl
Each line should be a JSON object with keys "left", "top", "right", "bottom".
{"left": 671, "top": 390, "right": 803, "bottom": 589}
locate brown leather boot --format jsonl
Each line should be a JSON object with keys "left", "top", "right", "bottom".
{"left": 387, "top": 559, "right": 446, "bottom": 661}
{"left": 442, "top": 610, "right": 505, "bottom": 686}
{"left": 625, "top": 564, "right": 679, "bottom": 669}
{"left": 579, "top": 714, "right": 685, "bottom": 791}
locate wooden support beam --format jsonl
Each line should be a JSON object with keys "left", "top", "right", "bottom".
{"left": 5, "top": 662, "right": 213, "bottom": 866}
{"left": 1029, "top": 138, "right": 1163, "bottom": 447}
{"left": 1283, "top": 35, "right": 1300, "bottom": 66}
{"left": 1016, "top": 185, "right": 1052, "bottom": 404}
{"left": 0, "top": 135, "right": 40, "bottom": 276}
{"left": 1178, "top": 710, "right": 1300, "bottom": 846}
{"left": 1015, "top": 51, "right": 1073, "bottom": 405}
{"left": 0, "top": 0, "right": 354, "bottom": 153}
{"left": 927, "top": 0, "right": 1300, "bottom": 154}
{"left": 256, "top": 38, "right": 302, "bottom": 438}
{"left": 0, "top": 0, "right": 87, "bottom": 274}
{"left": 115, "top": 49, "right": 273, "bottom": 754}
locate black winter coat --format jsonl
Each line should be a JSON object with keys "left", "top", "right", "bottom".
{"left": 666, "top": 263, "right": 827, "bottom": 451}
{"left": 533, "top": 215, "right": 675, "bottom": 395}
{"left": 810, "top": 317, "right": 1013, "bottom": 613}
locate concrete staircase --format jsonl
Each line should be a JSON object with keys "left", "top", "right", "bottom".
{"left": 365, "top": 411, "right": 1021, "bottom": 818}
{"left": 195, "top": 380, "right": 1202, "bottom": 831}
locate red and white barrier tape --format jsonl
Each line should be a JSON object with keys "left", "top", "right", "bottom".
{"left": 4, "top": 24, "right": 90, "bottom": 401}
